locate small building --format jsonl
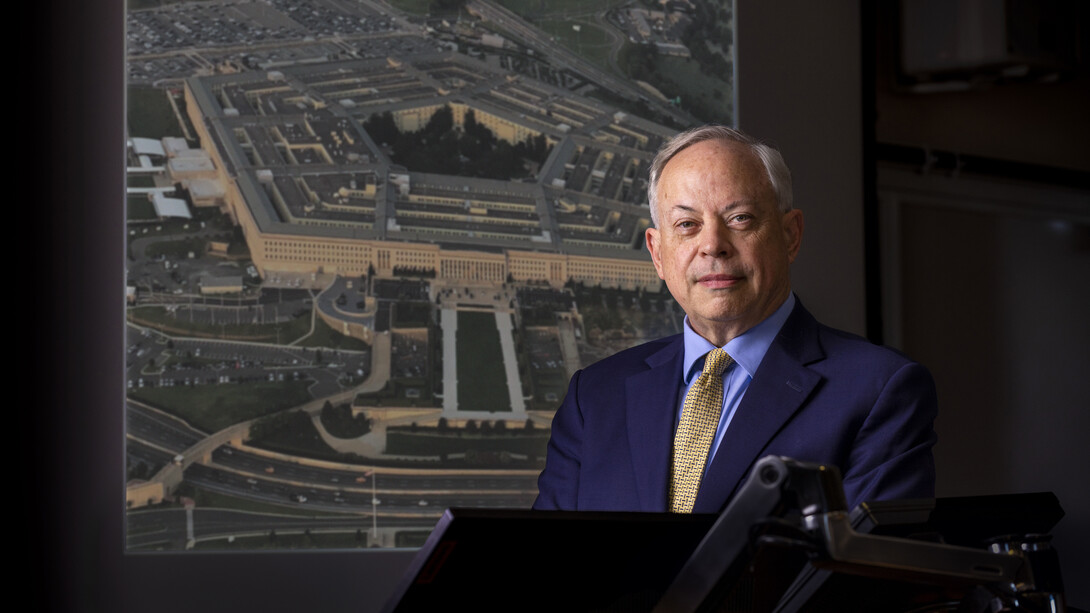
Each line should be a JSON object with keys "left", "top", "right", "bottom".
{"left": 162, "top": 137, "right": 190, "bottom": 157}
{"left": 481, "top": 33, "right": 506, "bottom": 49}
{"left": 129, "top": 137, "right": 166, "bottom": 159}
{"left": 168, "top": 150, "right": 216, "bottom": 181}
{"left": 150, "top": 192, "right": 192, "bottom": 220}
{"left": 185, "top": 178, "right": 225, "bottom": 207}
{"left": 200, "top": 275, "right": 244, "bottom": 295}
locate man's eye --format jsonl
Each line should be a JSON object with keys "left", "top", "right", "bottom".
{"left": 730, "top": 214, "right": 752, "bottom": 224}
{"left": 677, "top": 221, "right": 696, "bottom": 229}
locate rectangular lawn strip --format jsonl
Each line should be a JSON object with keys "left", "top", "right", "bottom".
{"left": 128, "top": 380, "right": 313, "bottom": 432}
{"left": 456, "top": 311, "right": 511, "bottom": 412}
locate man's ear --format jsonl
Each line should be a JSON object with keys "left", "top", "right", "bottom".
{"left": 783, "top": 209, "right": 804, "bottom": 263}
{"left": 645, "top": 227, "right": 666, "bottom": 280}
{"left": 784, "top": 208, "right": 802, "bottom": 261}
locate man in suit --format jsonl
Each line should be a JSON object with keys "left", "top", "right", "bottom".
{"left": 534, "top": 125, "right": 937, "bottom": 513}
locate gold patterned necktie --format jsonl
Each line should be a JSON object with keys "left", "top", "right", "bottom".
{"left": 669, "top": 348, "right": 733, "bottom": 513}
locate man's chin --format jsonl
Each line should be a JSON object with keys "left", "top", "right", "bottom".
{"left": 690, "top": 306, "right": 751, "bottom": 328}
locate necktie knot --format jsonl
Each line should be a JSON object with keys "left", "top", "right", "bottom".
{"left": 701, "top": 348, "right": 732, "bottom": 379}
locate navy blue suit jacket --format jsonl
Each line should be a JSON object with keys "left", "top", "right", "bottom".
{"left": 533, "top": 301, "right": 937, "bottom": 513}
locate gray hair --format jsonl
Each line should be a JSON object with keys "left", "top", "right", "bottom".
{"left": 647, "top": 125, "right": 793, "bottom": 227}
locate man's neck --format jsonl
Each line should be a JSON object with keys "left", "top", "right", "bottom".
{"left": 682, "top": 293, "right": 796, "bottom": 381}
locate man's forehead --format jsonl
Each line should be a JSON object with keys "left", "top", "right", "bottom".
{"left": 660, "top": 141, "right": 770, "bottom": 190}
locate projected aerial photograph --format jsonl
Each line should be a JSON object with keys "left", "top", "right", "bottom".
{"left": 125, "top": 0, "right": 735, "bottom": 551}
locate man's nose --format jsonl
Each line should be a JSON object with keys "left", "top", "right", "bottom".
{"left": 698, "top": 221, "right": 733, "bottom": 257}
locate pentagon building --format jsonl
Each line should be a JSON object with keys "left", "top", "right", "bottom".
{"left": 184, "top": 52, "right": 678, "bottom": 290}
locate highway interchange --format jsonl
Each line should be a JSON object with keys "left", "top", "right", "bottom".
{"left": 127, "top": 401, "right": 538, "bottom": 549}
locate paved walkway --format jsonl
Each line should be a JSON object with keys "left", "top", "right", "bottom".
{"left": 556, "top": 315, "right": 582, "bottom": 379}
{"left": 494, "top": 311, "right": 526, "bottom": 414}
{"left": 441, "top": 308, "right": 458, "bottom": 413}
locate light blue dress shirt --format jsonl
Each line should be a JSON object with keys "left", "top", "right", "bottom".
{"left": 679, "top": 293, "right": 796, "bottom": 467}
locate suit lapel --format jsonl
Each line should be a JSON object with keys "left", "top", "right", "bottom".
{"left": 625, "top": 336, "right": 684, "bottom": 512}
{"left": 693, "top": 303, "right": 825, "bottom": 513}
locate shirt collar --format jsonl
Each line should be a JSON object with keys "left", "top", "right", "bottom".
{"left": 682, "top": 293, "right": 796, "bottom": 383}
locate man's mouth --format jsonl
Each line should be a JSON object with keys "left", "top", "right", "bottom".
{"left": 697, "top": 273, "right": 742, "bottom": 289}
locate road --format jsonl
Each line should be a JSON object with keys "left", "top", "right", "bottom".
{"left": 126, "top": 405, "right": 539, "bottom": 549}
{"left": 467, "top": 0, "right": 696, "bottom": 127}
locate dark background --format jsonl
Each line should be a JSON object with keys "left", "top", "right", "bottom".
{"left": 30, "top": 1, "right": 1088, "bottom": 611}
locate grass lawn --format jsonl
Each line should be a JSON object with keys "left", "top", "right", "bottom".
{"left": 128, "top": 305, "right": 312, "bottom": 343}
{"left": 353, "top": 378, "right": 435, "bottom": 408}
{"left": 650, "top": 55, "right": 733, "bottom": 125}
{"left": 144, "top": 236, "right": 207, "bottom": 259}
{"left": 186, "top": 486, "right": 345, "bottom": 519}
{"left": 128, "top": 174, "right": 157, "bottom": 188}
{"left": 387, "top": 0, "right": 432, "bottom": 15}
{"left": 456, "top": 311, "right": 510, "bottom": 412}
{"left": 386, "top": 430, "right": 549, "bottom": 456}
{"left": 127, "top": 195, "right": 158, "bottom": 221}
{"left": 192, "top": 528, "right": 374, "bottom": 551}
{"left": 127, "top": 0, "right": 188, "bottom": 8}
{"left": 392, "top": 302, "right": 431, "bottom": 327}
{"left": 296, "top": 315, "right": 371, "bottom": 351}
{"left": 248, "top": 410, "right": 371, "bottom": 465}
{"left": 537, "top": 17, "right": 615, "bottom": 70}
{"left": 129, "top": 380, "right": 313, "bottom": 432}
{"left": 497, "top": 0, "right": 627, "bottom": 19}
{"left": 128, "top": 84, "right": 182, "bottom": 139}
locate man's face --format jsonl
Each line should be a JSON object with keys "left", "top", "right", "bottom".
{"left": 646, "top": 139, "right": 803, "bottom": 346}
